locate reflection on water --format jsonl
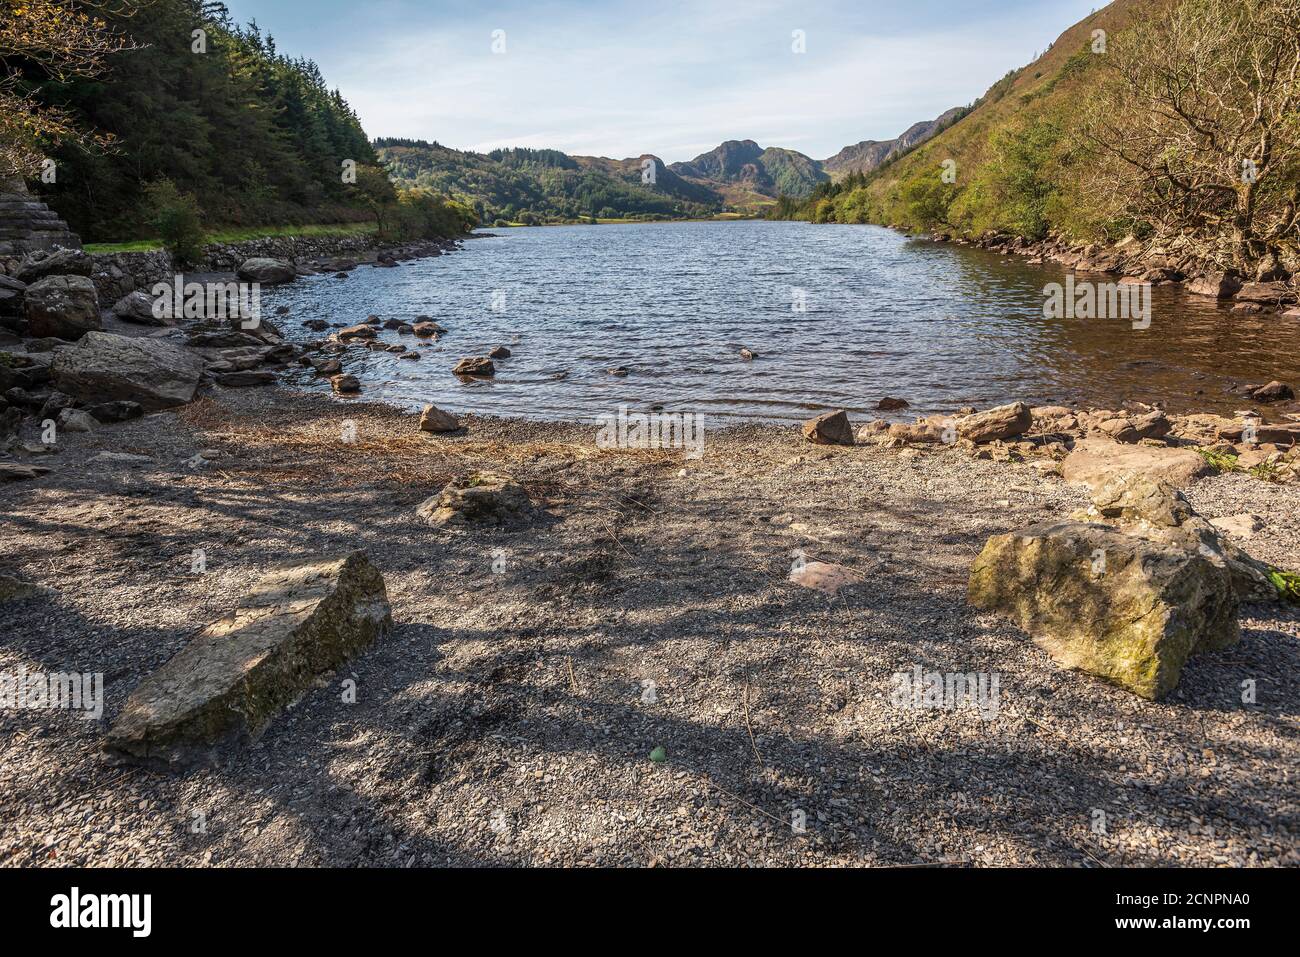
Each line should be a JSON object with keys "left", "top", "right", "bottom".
{"left": 263, "top": 221, "right": 1300, "bottom": 422}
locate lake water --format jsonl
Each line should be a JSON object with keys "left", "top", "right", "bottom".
{"left": 265, "top": 220, "right": 1300, "bottom": 423}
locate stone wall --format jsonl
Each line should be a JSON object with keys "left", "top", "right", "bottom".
{"left": 0, "top": 178, "right": 80, "bottom": 259}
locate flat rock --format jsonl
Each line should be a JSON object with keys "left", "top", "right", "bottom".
{"left": 51, "top": 331, "right": 205, "bottom": 410}
{"left": 216, "top": 369, "right": 276, "bottom": 388}
{"left": 106, "top": 551, "right": 391, "bottom": 765}
{"left": 0, "top": 462, "right": 51, "bottom": 481}
{"left": 1210, "top": 513, "right": 1266, "bottom": 539}
{"left": 789, "top": 560, "right": 860, "bottom": 595}
{"left": 1061, "top": 438, "right": 1213, "bottom": 489}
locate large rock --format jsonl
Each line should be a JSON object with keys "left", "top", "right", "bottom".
{"left": 1061, "top": 438, "right": 1213, "bottom": 489}
{"left": 111, "top": 290, "right": 170, "bottom": 326}
{"left": 1186, "top": 273, "right": 1242, "bottom": 299}
{"left": 954, "top": 402, "right": 1031, "bottom": 443}
{"left": 14, "top": 248, "right": 92, "bottom": 284}
{"left": 236, "top": 257, "right": 296, "bottom": 285}
{"left": 802, "top": 410, "right": 855, "bottom": 446}
{"left": 452, "top": 357, "right": 495, "bottom": 377}
{"left": 417, "top": 472, "right": 536, "bottom": 527}
{"left": 1086, "top": 472, "right": 1278, "bottom": 601}
{"left": 419, "top": 404, "right": 460, "bottom": 433}
{"left": 968, "top": 522, "right": 1239, "bottom": 699}
{"left": 51, "top": 331, "right": 204, "bottom": 410}
{"left": 24, "top": 275, "right": 101, "bottom": 340}
{"left": 1234, "top": 281, "right": 1295, "bottom": 305}
{"left": 107, "top": 552, "right": 391, "bottom": 765}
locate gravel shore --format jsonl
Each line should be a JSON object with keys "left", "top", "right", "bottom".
{"left": 1, "top": 387, "right": 1296, "bottom": 867}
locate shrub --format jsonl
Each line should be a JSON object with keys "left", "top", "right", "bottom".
{"left": 143, "top": 179, "right": 204, "bottom": 266}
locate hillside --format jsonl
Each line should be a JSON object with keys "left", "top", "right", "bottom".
{"left": 26, "top": 0, "right": 383, "bottom": 242}
{"left": 376, "top": 140, "right": 723, "bottom": 224}
{"left": 821, "top": 108, "right": 968, "bottom": 178}
{"left": 770, "top": 0, "right": 1300, "bottom": 277}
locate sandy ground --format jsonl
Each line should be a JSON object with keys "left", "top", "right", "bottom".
{"left": 0, "top": 387, "right": 1297, "bottom": 867}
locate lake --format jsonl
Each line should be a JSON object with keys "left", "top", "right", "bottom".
{"left": 265, "top": 220, "right": 1300, "bottom": 423}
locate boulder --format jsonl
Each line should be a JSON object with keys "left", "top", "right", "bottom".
{"left": 801, "top": 410, "right": 855, "bottom": 446}
{"left": 0, "top": 573, "right": 53, "bottom": 603}
{"left": 953, "top": 402, "right": 1031, "bottom": 443}
{"left": 106, "top": 552, "right": 392, "bottom": 765}
{"left": 876, "top": 396, "right": 910, "bottom": 411}
{"left": 79, "top": 395, "right": 141, "bottom": 421}
{"left": 24, "top": 275, "right": 101, "bottom": 340}
{"left": 337, "top": 324, "right": 377, "bottom": 340}
{"left": 789, "top": 560, "right": 860, "bottom": 596}
{"left": 51, "top": 331, "right": 204, "bottom": 410}
{"left": 14, "top": 248, "right": 93, "bottom": 284}
{"left": 56, "top": 407, "right": 97, "bottom": 433}
{"left": 215, "top": 369, "right": 276, "bottom": 388}
{"left": 418, "top": 404, "right": 461, "bottom": 433}
{"left": 452, "top": 357, "right": 495, "bottom": 377}
{"left": 887, "top": 421, "right": 944, "bottom": 443}
{"left": 1085, "top": 473, "right": 1278, "bottom": 601}
{"left": 111, "top": 290, "right": 169, "bottom": 326}
{"left": 1186, "top": 273, "right": 1242, "bottom": 299}
{"left": 1247, "top": 381, "right": 1294, "bottom": 403}
{"left": 1234, "top": 282, "right": 1295, "bottom": 305}
{"left": 488, "top": 345, "right": 512, "bottom": 359}
{"left": 417, "top": 472, "right": 536, "bottom": 527}
{"left": 330, "top": 373, "right": 360, "bottom": 394}
{"left": 236, "top": 257, "right": 296, "bottom": 285}
{"left": 968, "top": 522, "right": 1238, "bottom": 699}
{"left": 0, "top": 463, "right": 51, "bottom": 481}
{"left": 1096, "top": 410, "right": 1172, "bottom": 443}
{"left": 412, "top": 321, "right": 443, "bottom": 338}
{"left": 1061, "top": 438, "right": 1214, "bottom": 489}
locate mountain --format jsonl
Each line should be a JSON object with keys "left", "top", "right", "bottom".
{"left": 821, "top": 108, "right": 968, "bottom": 178}
{"left": 376, "top": 139, "right": 723, "bottom": 223}
{"left": 669, "top": 141, "right": 829, "bottom": 204}
{"left": 376, "top": 110, "right": 969, "bottom": 222}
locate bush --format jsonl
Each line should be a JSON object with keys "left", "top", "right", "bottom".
{"left": 143, "top": 179, "right": 205, "bottom": 266}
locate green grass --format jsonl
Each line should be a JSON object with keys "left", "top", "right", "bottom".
{"left": 85, "top": 221, "right": 377, "bottom": 254}
{"left": 1196, "top": 448, "right": 1241, "bottom": 473}
{"left": 1268, "top": 569, "right": 1300, "bottom": 604}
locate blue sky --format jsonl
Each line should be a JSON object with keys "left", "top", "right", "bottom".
{"left": 221, "top": 0, "right": 1104, "bottom": 162}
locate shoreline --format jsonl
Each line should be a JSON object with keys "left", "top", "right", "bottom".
{"left": 1, "top": 383, "right": 1298, "bottom": 866}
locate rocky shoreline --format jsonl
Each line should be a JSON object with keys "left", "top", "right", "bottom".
{"left": 929, "top": 228, "right": 1300, "bottom": 318}
{"left": 1, "top": 238, "right": 1297, "bottom": 867}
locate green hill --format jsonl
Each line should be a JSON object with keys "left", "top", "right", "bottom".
{"left": 772, "top": 0, "right": 1298, "bottom": 275}
{"left": 375, "top": 139, "right": 723, "bottom": 224}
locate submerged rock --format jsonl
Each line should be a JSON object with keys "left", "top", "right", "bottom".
{"left": 107, "top": 552, "right": 392, "bottom": 765}
{"left": 452, "top": 357, "right": 495, "bottom": 377}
